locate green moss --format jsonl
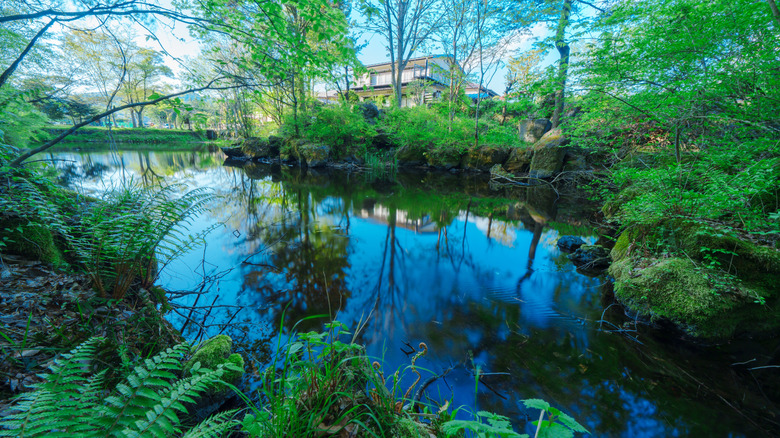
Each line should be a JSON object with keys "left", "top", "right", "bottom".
{"left": 425, "top": 147, "right": 463, "bottom": 169}
{"left": 184, "top": 335, "right": 244, "bottom": 382}
{"left": 611, "top": 230, "right": 634, "bottom": 262}
{"left": 675, "top": 221, "right": 780, "bottom": 277}
{"left": 464, "top": 146, "right": 510, "bottom": 171}
{"left": 610, "top": 257, "right": 777, "bottom": 338}
{"left": 503, "top": 146, "right": 533, "bottom": 173}
{"left": 0, "top": 219, "right": 64, "bottom": 265}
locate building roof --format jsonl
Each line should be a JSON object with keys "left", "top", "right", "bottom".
{"left": 362, "top": 54, "right": 456, "bottom": 69}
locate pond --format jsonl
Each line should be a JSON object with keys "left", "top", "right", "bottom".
{"left": 53, "top": 146, "right": 780, "bottom": 437}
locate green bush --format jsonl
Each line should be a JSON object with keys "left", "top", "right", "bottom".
{"left": 302, "top": 104, "right": 376, "bottom": 159}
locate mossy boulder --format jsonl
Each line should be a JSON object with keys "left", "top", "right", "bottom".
{"left": 464, "top": 146, "right": 510, "bottom": 171}
{"left": 220, "top": 145, "right": 246, "bottom": 159}
{"left": 609, "top": 257, "right": 778, "bottom": 338}
{"left": 241, "top": 137, "right": 279, "bottom": 159}
{"left": 0, "top": 219, "right": 64, "bottom": 265}
{"left": 503, "top": 147, "right": 534, "bottom": 174}
{"left": 518, "top": 118, "right": 552, "bottom": 143}
{"left": 298, "top": 142, "right": 331, "bottom": 167}
{"left": 528, "top": 128, "right": 569, "bottom": 178}
{"left": 395, "top": 145, "right": 426, "bottom": 167}
{"left": 426, "top": 148, "right": 463, "bottom": 170}
{"left": 183, "top": 335, "right": 245, "bottom": 422}
{"left": 676, "top": 222, "right": 780, "bottom": 290}
{"left": 184, "top": 335, "right": 244, "bottom": 384}
{"left": 569, "top": 244, "right": 610, "bottom": 270}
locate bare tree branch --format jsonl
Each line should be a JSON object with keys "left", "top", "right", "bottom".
{"left": 9, "top": 79, "right": 248, "bottom": 167}
{"left": 0, "top": 19, "right": 55, "bottom": 88}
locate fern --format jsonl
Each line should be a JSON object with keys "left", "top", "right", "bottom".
{"left": 69, "top": 180, "right": 215, "bottom": 299}
{"left": 0, "top": 338, "right": 240, "bottom": 437}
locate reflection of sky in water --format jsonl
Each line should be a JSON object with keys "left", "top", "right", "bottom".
{"left": 53, "top": 150, "right": 764, "bottom": 438}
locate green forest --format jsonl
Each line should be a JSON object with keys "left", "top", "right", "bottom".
{"left": 1, "top": 0, "right": 779, "bottom": 436}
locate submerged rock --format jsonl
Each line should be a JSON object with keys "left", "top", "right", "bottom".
{"left": 569, "top": 244, "right": 610, "bottom": 270}
{"left": 557, "top": 235, "right": 586, "bottom": 252}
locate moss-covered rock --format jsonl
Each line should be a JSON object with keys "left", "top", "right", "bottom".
{"left": 518, "top": 118, "right": 552, "bottom": 143}
{"left": 298, "top": 142, "right": 331, "bottom": 167}
{"left": 0, "top": 219, "right": 64, "bottom": 265}
{"left": 464, "top": 146, "right": 510, "bottom": 171}
{"left": 185, "top": 334, "right": 244, "bottom": 383}
{"left": 528, "top": 128, "right": 569, "bottom": 178}
{"left": 425, "top": 147, "right": 463, "bottom": 170}
{"left": 241, "top": 137, "right": 279, "bottom": 158}
{"left": 503, "top": 147, "right": 533, "bottom": 173}
{"left": 395, "top": 145, "right": 426, "bottom": 167}
{"left": 609, "top": 257, "right": 778, "bottom": 338}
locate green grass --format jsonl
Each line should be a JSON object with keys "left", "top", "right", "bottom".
{"left": 46, "top": 126, "right": 207, "bottom": 145}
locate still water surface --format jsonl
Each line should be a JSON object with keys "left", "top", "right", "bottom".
{"left": 54, "top": 147, "right": 779, "bottom": 437}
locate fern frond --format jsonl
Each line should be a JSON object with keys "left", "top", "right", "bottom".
{"left": 121, "top": 366, "right": 229, "bottom": 438}
{"left": 0, "top": 337, "right": 105, "bottom": 436}
{"left": 99, "top": 342, "right": 192, "bottom": 435}
{"left": 180, "top": 410, "right": 239, "bottom": 438}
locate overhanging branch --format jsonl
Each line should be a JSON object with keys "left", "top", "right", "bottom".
{"left": 9, "top": 79, "right": 250, "bottom": 167}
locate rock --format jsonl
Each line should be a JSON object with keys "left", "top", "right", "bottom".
{"left": 268, "top": 135, "right": 284, "bottom": 154}
{"left": 518, "top": 118, "right": 552, "bottom": 143}
{"left": 426, "top": 148, "right": 462, "bottom": 170}
{"left": 360, "top": 102, "right": 381, "bottom": 125}
{"left": 220, "top": 146, "right": 246, "bottom": 159}
{"left": 557, "top": 236, "right": 586, "bottom": 252}
{"left": 372, "top": 127, "right": 393, "bottom": 150}
{"left": 0, "top": 219, "right": 64, "bottom": 265}
{"left": 242, "top": 137, "right": 279, "bottom": 159}
{"left": 569, "top": 244, "right": 610, "bottom": 270}
{"left": 183, "top": 335, "right": 245, "bottom": 423}
{"left": 298, "top": 142, "right": 331, "bottom": 167}
{"left": 503, "top": 147, "right": 534, "bottom": 173}
{"left": 528, "top": 128, "right": 569, "bottom": 179}
{"left": 395, "top": 145, "right": 426, "bottom": 167}
{"left": 562, "top": 150, "right": 588, "bottom": 172}
{"left": 464, "top": 146, "right": 510, "bottom": 171}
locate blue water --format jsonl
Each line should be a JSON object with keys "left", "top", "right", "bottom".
{"left": 54, "top": 147, "right": 778, "bottom": 437}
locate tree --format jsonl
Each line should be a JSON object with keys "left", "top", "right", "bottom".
{"left": 1, "top": 0, "right": 355, "bottom": 164}
{"left": 120, "top": 47, "right": 173, "bottom": 128}
{"left": 360, "top": 0, "right": 441, "bottom": 107}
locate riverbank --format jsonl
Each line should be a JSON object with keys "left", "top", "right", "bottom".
{"left": 0, "top": 159, "right": 590, "bottom": 437}
{"left": 46, "top": 126, "right": 208, "bottom": 146}
{"left": 220, "top": 102, "right": 779, "bottom": 342}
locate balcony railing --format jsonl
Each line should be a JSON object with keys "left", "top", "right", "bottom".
{"left": 354, "top": 65, "right": 448, "bottom": 89}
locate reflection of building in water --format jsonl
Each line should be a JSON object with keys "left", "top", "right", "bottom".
{"left": 357, "top": 203, "right": 438, "bottom": 233}
{"left": 468, "top": 215, "right": 517, "bottom": 247}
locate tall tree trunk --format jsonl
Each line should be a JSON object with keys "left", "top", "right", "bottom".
{"left": 551, "top": 0, "right": 572, "bottom": 129}
{"left": 769, "top": 0, "right": 780, "bottom": 27}
{"left": 136, "top": 107, "right": 145, "bottom": 128}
